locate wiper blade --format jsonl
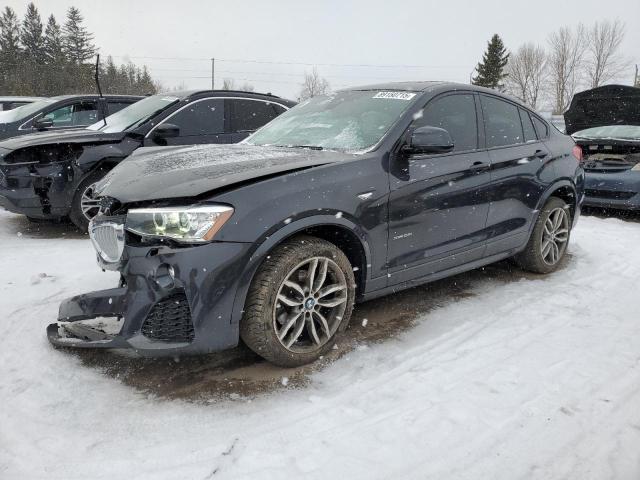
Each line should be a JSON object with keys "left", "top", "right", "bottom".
{"left": 288, "top": 145, "right": 324, "bottom": 151}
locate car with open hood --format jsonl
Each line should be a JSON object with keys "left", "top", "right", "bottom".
{"left": 47, "top": 82, "right": 584, "bottom": 367}
{"left": 0, "top": 90, "right": 295, "bottom": 229}
{"left": 565, "top": 84, "right": 640, "bottom": 210}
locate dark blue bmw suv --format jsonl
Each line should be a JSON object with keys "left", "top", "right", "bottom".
{"left": 49, "top": 82, "right": 584, "bottom": 367}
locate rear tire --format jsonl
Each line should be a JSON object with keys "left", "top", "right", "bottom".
{"left": 514, "top": 196, "right": 571, "bottom": 274}
{"left": 240, "top": 235, "right": 356, "bottom": 367}
{"left": 69, "top": 169, "right": 107, "bottom": 232}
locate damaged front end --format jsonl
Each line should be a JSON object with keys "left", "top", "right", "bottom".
{"left": 48, "top": 210, "right": 252, "bottom": 356}
{"left": 0, "top": 144, "right": 83, "bottom": 219}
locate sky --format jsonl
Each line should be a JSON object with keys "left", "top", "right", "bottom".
{"left": 4, "top": 0, "right": 640, "bottom": 101}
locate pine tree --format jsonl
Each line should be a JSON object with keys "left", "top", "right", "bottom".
{"left": 21, "top": 3, "right": 43, "bottom": 59}
{"left": 44, "top": 15, "right": 64, "bottom": 63}
{"left": 62, "top": 6, "right": 95, "bottom": 64}
{"left": 472, "top": 34, "right": 509, "bottom": 89}
{"left": 0, "top": 7, "right": 22, "bottom": 93}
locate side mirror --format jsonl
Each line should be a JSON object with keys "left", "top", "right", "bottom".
{"left": 33, "top": 117, "right": 54, "bottom": 130}
{"left": 152, "top": 123, "right": 180, "bottom": 139}
{"left": 405, "top": 126, "right": 454, "bottom": 155}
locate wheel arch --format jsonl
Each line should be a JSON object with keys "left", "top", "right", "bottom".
{"left": 230, "top": 215, "right": 372, "bottom": 325}
{"left": 537, "top": 180, "right": 578, "bottom": 221}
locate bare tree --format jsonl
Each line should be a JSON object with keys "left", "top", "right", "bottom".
{"left": 505, "top": 43, "right": 547, "bottom": 109}
{"left": 585, "top": 19, "right": 627, "bottom": 88}
{"left": 547, "top": 24, "right": 587, "bottom": 114}
{"left": 299, "top": 67, "right": 330, "bottom": 100}
{"left": 222, "top": 78, "right": 235, "bottom": 90}
{"left": 239, "top": 82, "right": 254, "bottom": 92}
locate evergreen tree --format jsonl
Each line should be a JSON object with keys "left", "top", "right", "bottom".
{"left": 21, "top": 3, "right": 43, "bottom": 59}
{"left": 62, "top": 6, "right": 95, "bottom": 64}
{"left": 44, "top": 15, "right": 64, "bottom": 63}
{"left": 0, "top": 7, "right": 22, "bottom": 92}
{"left": 472, "top": 34, "right": 509, "bottom": 89}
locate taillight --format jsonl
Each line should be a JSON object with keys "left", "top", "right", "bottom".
{"left": 572, "top": 145, "right": 584, "bottom": 163}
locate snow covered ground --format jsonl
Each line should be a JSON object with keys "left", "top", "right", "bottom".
{"left": 1, "top": 208, "right": 639, "bottom": 480}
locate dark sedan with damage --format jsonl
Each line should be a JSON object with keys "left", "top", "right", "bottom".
{"left": 0, "top": 90, "right": 294, "bottom": 230}
{"left": 49, "top": 82, "right": 584, "bottom": 367}
{"left": 566, "top": 84, "right": 640, "bottom": 210}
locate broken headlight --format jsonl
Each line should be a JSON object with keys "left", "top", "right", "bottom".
{"left": 125, "top": 205, "right": 234, "bottom": 243}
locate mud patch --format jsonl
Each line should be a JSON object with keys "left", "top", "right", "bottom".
{"left": 69, "top": 259, "right": 536, "bottom": 402}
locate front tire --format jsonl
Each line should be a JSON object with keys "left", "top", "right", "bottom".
{"left": 240, "top": 235, "right": 356, "bottom": 367}
{"left": 69, "top": 169, "right": 107, "bottom": 232}
{"left": 514, "top": 196, "right": 571, "bottom": 274}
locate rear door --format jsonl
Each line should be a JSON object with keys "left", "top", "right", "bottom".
{"left": 480, "top": 94, "right": 551, "bottom": 255}
{"left": 387, "top": 92, "right": 492, "bottom": 284}
{"left": 146, "top": 97, "right": 230, "bottom": 146}
{"left": 227, "top": 98, "right": 287, "bottom": 142}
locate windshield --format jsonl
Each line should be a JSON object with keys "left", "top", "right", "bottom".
{"left": 87, "top": 95, "right": 180, "bottom": 133}
{"left": 246, "top": 90, "right": 418, "bottom": 152}
{"left": 0, "top": 98, "right": 56, "bottom": 123}
{"left": 573, "top": 125, "right": 640, "bottom": 141}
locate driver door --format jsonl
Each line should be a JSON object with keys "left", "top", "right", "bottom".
{"left": 387, "top": 93, "right": 492, "bottom": 285}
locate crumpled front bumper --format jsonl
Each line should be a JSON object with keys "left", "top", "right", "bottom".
{"left": 48, "top": 239, "right": 254, "bottom": 356}
{"left": 583, "top": 170, "right": 640, "bottom": 210}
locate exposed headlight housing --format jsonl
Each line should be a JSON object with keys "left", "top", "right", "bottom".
{"left": 125, "top": 205, "right": 234, "bottom": 243}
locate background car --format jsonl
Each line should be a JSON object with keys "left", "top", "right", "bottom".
{"left": 48, "top": 82, "right": 584, "bottom": 367}
{"left": 565, "top": 84, "right": 640, "bottom": 210}
{"left": 0, "top": 96, "right": 46, "bottom": 111}
{"left": 0, "top": 90, "right": 295, "bottom": 230}
{"left": 0, "top": 94, "right": 142, "bottom": 141}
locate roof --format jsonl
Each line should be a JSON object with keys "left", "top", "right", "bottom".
{"left": 169, "top": 89, "right": 295, "bottom": 105}
{"left": 48, "top": 94, "right": 144, "bottom": 100}
{"left": 0, "top": 96, "right": 45, "bottom": 102}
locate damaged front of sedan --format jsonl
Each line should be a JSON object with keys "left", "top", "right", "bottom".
{"left": 49, "top": 82, "right": 583, "bottom": 367}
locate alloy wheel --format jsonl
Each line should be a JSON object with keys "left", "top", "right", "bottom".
{"left": 541, "top": 207, "right": 569, "bottom": 265}
{"left": 273, "top": 256, "right": 348, "bottom": 353}
{"left": 80, "top": 183, "right": 101, "bottom": 221}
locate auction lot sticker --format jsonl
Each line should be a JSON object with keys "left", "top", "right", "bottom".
{"left": 373, "top": 91, "right": 417, "bottom": 100}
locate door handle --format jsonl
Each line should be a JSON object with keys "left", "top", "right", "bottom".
{"left": 469, "top": 161, "right": 490, "bottom": 172}
{"left": 534, "top": 149, "right": 548, "bottom": 159}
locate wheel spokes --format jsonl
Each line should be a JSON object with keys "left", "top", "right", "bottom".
{"left": 307, "top": 313, "right": 321, "bottom": 345}
{"left": 285, "top": 314, "right": 307, "bottom": 348}
{"left": 312, "top": 259, "right": 329, "bottom": 293}
{"left": 277, "top": 293, "right": 301, "bottom": 307}
{"left": 278, "top": 310, "right": 303, "bottom": 341}
{"left": 313, "top": 311, "right": 331, "bottom": 338}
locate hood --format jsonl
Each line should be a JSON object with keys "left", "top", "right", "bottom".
{"left": 0, "top": 128, "right": 127, "bottom": 151}
{"left": 564, "top": 85, "right": 640, "bottom": 135}
{"left": 96, "top": 144, "right": 353, "bottom": 203}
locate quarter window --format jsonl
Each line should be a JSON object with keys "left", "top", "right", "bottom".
{"left": 481, "top": 95, "right": 524, "bottom": 148}
{"left": 519, "top": 109, "right": 537, "bottom": 143}
{"left": 532, "top": 116, "right": 549, "bottom": 139}
{"left": 229, "top": 99, "right": 284, "bottom": 133}
{"left": 413, "top": 94, "right": 478, "bottom": 152}
{"left": 167, "top": 99, "right": 225, "bottom": 137}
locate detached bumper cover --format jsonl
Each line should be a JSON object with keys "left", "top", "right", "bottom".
{"left": 583, "top": 170, "right": 640, "bottom": 210}
{"left": 48, "top": 240, "right": 253, "bottom": 355}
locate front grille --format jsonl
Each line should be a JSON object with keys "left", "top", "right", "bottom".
{"left": 141, "top": 293, "right": 195, "bottom": 343}
{"left": 89, "top": 220, "right": 125, "bottom": 263}
{"left": 585, "top": 189, "right": 636, "bottom": 200}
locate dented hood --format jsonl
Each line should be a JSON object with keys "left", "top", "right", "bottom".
{"left": 96, "top": 143, "right": 351, "bottom": 203}
{"left": 0, "top": 128, "right": 127, "bottom": 151}
{"left": 564, "top": 85, "right": 640, "bottom": 135}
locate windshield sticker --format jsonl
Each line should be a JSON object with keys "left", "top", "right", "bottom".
{"left": 373, "top": 91, "right": 417, "bottom": 100}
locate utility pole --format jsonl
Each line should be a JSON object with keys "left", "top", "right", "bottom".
{"left": 635, "top": 64, "right": 639, "bottom": 87}
{"left": 211, "top": 57, "right": 215, "bottom": 90}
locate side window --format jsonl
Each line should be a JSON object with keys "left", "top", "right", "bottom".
{"left": 413, "top": 94, "right": 478, "bottom": 152}
{"left": 166, "top": 98, "right": 224, "bottom": 137}
{"left": 229, "top": 99, "right": 284, "bottom": 133}
{"left": 481, "top": 95, "right": 524, "bottom": 148}
{"left": 44, "top": 101, "right": 98, "bottom": 127}
{"left": 532, "top": 116, "right": 549, "bottom": 139}
{"left": 519, "top": 109, "right": 538, "bottom": 143}
{"left": 107, "top": 102, "right": 134, "bottom": 115}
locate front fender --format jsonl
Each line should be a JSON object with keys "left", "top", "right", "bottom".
{"left": 229, "top": 214, "right": 373, "bottom": 325}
